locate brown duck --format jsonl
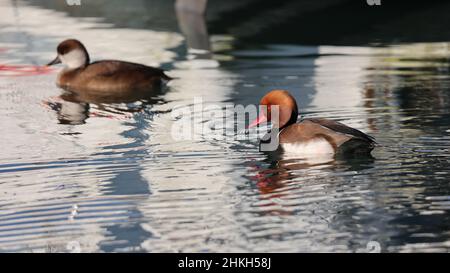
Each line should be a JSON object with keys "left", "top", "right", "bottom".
{"left": 47, "top": 39, "right": 172, "bottom": 93}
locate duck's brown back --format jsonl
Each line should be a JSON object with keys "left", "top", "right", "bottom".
{"left": 57, "top": 60, "right": 170, "bottom": 93}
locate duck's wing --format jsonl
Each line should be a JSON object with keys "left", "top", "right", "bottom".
{"left": 305, "top": 118, "right": 376, "bottom": 144}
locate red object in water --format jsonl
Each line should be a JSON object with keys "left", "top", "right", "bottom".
{"left": 0, "top": 64, "right": 54, "bottom": 77}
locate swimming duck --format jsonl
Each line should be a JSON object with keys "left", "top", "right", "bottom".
{"left": 248, "top": 90, "right": 376, "bottom": 156}
{"left": 46, "top": 39, "right": 172, "bottom": 92}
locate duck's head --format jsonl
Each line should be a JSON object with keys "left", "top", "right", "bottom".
{"left": 47, "top": 39, "right": 90, "bottom": 69}
{"left": 248, "top": 89, "right": 299, "bottom": 129}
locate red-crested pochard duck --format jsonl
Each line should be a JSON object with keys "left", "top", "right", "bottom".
{"left": 248, "top": 90, "right": 376, "bottom": 156}
{"left": 47, "top": 39, "right": 172, "bottom": 93}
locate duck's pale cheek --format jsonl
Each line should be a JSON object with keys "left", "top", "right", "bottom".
{"left": 281, "top": 138, "right": 335, "bottom": 155}
{"left": 60, "top": 49, "right": 87, "bottom": 69}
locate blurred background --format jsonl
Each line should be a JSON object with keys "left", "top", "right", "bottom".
{"left": 0, "top": 0, "right": 449, "bottom": 252}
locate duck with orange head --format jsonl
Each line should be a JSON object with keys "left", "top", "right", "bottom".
{"left": 248, "top": 90, "right": 376, "bottom": 157}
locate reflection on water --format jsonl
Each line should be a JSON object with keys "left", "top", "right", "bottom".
{"left": 43, "top": 86, "right": 168, "bottom": 125}
{"left": 0, "top": 1, "right": 450, "bottom": 252}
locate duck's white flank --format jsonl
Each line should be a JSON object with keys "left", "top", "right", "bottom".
{"left": 281, "top": 138, "right": 335, "bottom": 156}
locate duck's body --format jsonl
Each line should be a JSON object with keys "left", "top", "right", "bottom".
{"left": 249, "top": 90, "right": 376, "bottom": 156}
{"left": 57, "top": 60, "right": 171, "bottom": 92}
{"left": 48, "top": 39, "right": 172, "bottom": 93}
{"left": 278, "top": 118, "right": 376, "bottom": 156}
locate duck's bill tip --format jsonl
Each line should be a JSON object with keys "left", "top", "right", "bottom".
{"left": 46, "top": 56, "right": 61, "bottom": 66}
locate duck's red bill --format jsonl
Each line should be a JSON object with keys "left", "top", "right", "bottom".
{"left": 247, "top": 114, "right": 267, "bottom": 129}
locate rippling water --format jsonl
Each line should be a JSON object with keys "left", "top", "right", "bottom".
{"left": 0, "top": 1, "right": 449, "bottom": 252}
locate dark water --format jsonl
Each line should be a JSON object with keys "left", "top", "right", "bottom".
{"left": 0, "top": 0, "right": 449, "bottom": 252}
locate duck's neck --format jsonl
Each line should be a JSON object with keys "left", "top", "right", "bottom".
{"left": 283, "top": 112, "right": 298, "bottom": 129}
{"left": 277, "top": 109, "right": 298, "bottom": 130}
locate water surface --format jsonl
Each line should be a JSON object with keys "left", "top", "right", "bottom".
{"left": 0, "top": 1, "right": 449, "bottom": 252}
